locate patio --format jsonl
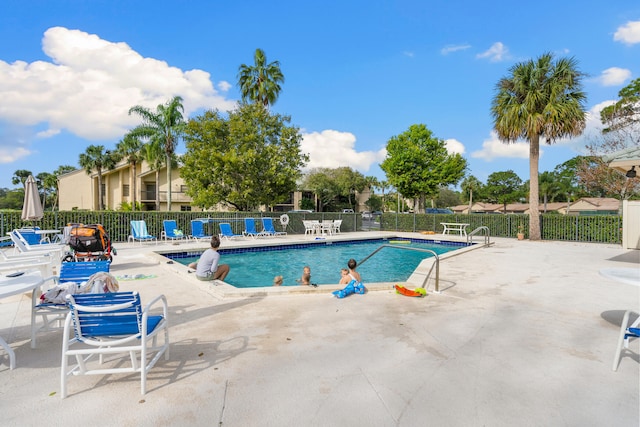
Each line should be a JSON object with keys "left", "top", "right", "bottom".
{"left": 1, "top": 233, "right": 639, "bottom": 426}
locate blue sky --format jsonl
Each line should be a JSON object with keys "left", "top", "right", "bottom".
{"left": 0, "top": 1, "right": 639, "bottom": 190}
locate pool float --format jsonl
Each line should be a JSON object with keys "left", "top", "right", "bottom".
{"left": 420, "top": 231, "right": 436, "bottom": 235}
{"left": 389, "top": 240, "right": 410, "bottom": 244}
{"left": 394, "top": 284, "right": 427, "bottom": 297}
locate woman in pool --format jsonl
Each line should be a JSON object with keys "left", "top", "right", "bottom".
{"left": 191, "top": 235, "right": 230, "bottom": 281}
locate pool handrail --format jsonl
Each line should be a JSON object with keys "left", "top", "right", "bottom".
{"left": 467, "top": 226, "right": 490, "bottom": 246}
{"left": 358, "top": 244, "right": 440, "bottom": 293}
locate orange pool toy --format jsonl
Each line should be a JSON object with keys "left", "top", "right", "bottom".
{"left": 394, "top": 284, "right": 427, "bottom": 297}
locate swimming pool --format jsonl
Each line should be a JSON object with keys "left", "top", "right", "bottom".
{"left": 164, "top": 238, "right": 471, "bottom": 288}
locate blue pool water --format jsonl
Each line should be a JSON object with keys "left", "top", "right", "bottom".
{"left": 165, "top": 238, "right": 469, "bottom": 288}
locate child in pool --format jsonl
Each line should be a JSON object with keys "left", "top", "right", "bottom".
{"left": 297, "top": 266, "right": 311, "bottom": 286}
{"left": 273, "top": 275, "right": 283, "bottom": 286}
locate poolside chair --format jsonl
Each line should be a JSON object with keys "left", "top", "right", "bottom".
{"left": 190, "top": 220, "right": 212, "bottom": 242}
{"left": 128, "top": 220, "right": 157, "bottom": 245}
{"left": 243, "top": 218, "right": 265, "bottom": 239}
{"left": 261, "top": 217, "right": 286, "bottom": 237}
{"left": 613, "top": 310, "right": 640, "bottom": 371}
{"left": 332, "top": 219, "right": 343, "bottom": 234}
{"left": 60, "top": 291, "right": 170, "bottom": 398}
{"left": 302, "top": 220, "right": 316, "bottom": 236}
{"left": 161, "top": 219, "right": 188, "bottom": 242}
{"left": 32, "top": 260, "right": 111, "bottom": 349}
{"left": 219, "top": 222, "right": 242, "bottom": 240}
{"left": 9, "top": 229, "right": 66, "bottom": 258}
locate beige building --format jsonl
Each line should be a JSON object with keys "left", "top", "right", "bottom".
{"left": 58, "top": 160, "right": 371, "bottom": 212}
{"left": 59, "top": 161, "right": 195, "bottom": 212}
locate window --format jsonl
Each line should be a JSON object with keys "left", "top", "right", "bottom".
{"left": 122, "top": 184, "right": 130, "bottom": 197}
{"left": 180, "top": 185, "right": 188, "bottom": 193}
{"left": 180, "top": 205, "right": 192, "bottom": 211}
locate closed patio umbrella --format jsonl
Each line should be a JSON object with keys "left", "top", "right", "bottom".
{"left": 21, "top": 175, "right": 44, "bottom": 222}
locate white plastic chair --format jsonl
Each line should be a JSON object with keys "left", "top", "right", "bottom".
{"left": 61, "top": 291, "right": 170, "bottom": 398}
{"left": 332, "top": 219, "right": 342, "bottom": 234}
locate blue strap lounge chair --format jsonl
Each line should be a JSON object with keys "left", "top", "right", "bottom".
{"left": 219, "top": 222, "right": 242, "bottom": 240}
{"left": 243, "top": 218, "right": 265, "bottom": 239}
{"left": 261, "top": 217, "right": 287, "bottom": 237}
{"left": 61, "top": 291, "right": 170, "bottom": 398}
{"left": 128, "top": 220, "right": 157, "bottom": 245}
{"left": 190, "top": 220, "right": 212, "bottom": 242}
{"left": 32, "top": 260, "right": 111, "bottom": 349}
{"left": 162, "top": 220, "right": 188, "bottom": 242}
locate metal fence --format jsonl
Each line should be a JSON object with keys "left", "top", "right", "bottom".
{"left": 0, "top": 210, "right": 622, "bottom": 244}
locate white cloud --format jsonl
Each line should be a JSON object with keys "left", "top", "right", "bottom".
{"left": 0, "top": 26, "right": 236, "bottom": 143}
{"left": 444, "top": 138, "right": 465, "bottom": 154}
{"left": 471, "top": 131, "right": 532, "bottom": 160}
{"left": 614, "top": 20, "right": 640, "bottom": 45}
{"left": 36, "top": 128, "right": 60, "bottom": 138}
{"left": 0, "top": 146, "right": 31, "bottom": 163}
{"left": 218, "top": 81, "right": 232, "bottom": 92}
{"left": 598, "top": 67, "right": 632, "bottom": 86}
{"left": 476, "top": 42, "right": 508, "bottom": 62}
{"left": 441, "top": 44, "right": 471, "bottom": 55}
{"left": 402, "top": 51, "right": 415, "bottom": 58}
{"left": 300, "top": 130, "right": 386, "bottom": 173}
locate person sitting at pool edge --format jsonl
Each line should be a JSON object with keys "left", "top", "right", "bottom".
{"left": 339, "top": 258, "right": 361, "bottom": 285}
{"left": 193, "top": 235, "right": 230, "bottom": 282}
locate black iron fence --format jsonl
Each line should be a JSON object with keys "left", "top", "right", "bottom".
{"left": 0, "top": 210, "right": 622, "bottom": 244}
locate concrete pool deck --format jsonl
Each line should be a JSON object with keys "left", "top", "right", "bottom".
{"left": 1, "top": 232, "right": 639, "bottom": 426}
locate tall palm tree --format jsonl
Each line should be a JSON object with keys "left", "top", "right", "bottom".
{"left": 79, "top": 145, "right": 118, "bottom": 210}
{"left": 491, "top": 53, "right": 586, "bottom": 240}
{"left": 461, "top": 175, "right": 482, "bottom": 214}
{"left": 129, "top": 96, "right": 185, "bottom": 211}
{"left": 237, "top": 48, "right": 285, "bottom": 107}
{"left": 116, "top": 132, "right": 145, "bottom": 211}
{"left": 144, "top": 138, "right": 164, "bottom": 211}
{"left": 11, "top": 170, "right": 33, "bottom": 187}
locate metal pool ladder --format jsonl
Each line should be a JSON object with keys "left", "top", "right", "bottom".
{"left": 358, "top": 245, "right": 440, "bottom": 293}
{"left": 467, "top": 226, "right": 490, "bottom": 246}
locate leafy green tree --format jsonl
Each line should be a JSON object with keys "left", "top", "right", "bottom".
{"left": 237, "top": 48, "right": 285, "bottom": 107}
{"left": 79, "top": 145, "right": 118, "bottom": 210}
{"left": 115, "top": 133, "right": 146, "bottom": 211}
{"left": 380, "top": 124, "right": 467, "bottom": 213}
{"left": 435, "top": 186, "right": 461, "bottom": 208}
{"left": 0, "top": 188, "right": 24, "bottom": 209}
{"left": 600, "top": 77, "right": 640, "bottom": 133}
{"left": 491, "top": 52, "right": 587, "bottom": 239}
{"left": 11, "top": 170, "right": 32, "bottom": 187}
{"left": 365, "top": 194, "right": 383, "bottom": 212}
{"left": 181, "top": 103, "right": 307, "bottom": 211}
{"left": 129, "top": 96, "right": 185, "bottom": 211}
{"left": 302, "top": 169, "right": 340, "bottom": 212}
{"left": 485, "top": 170, "right": 523, "bottom": 212}
{"left": 334, "top": 167, "right": 368, "bottom": 210}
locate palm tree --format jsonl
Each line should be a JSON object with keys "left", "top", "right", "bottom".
{"left": 79, "top": 145, "right": 118, "bottom": 210}
{"left": 129, "top": 96, "right": 185, "bottom": 211}
{"left": 461, "top": 175, "right": 482, "bottom": 214}
{"left": 51, "top": 165, "right": 76, "bottom": 210}
{"left": 36, "top": 172, "right": 55, "bottom": 211}
{"left": 116, "top": 133, "right": 145, "bottom": 211}
{"left": 237, "top": 48, "right": 285, "bottom": 107}
{"left": 491, "top": 53, "right": 586, "bottom": 240}
{"left": 143, "top": 139, "right": 164, "bottom": 211}
{"left": 11, "top": 170, "right": 33, "bottom": 187}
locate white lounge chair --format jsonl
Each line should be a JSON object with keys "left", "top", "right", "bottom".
{"left": 613, "top": 310, "right": 640, "bottom": 371}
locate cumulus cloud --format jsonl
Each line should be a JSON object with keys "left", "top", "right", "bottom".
{"left": 597, "top": 67, "right": 632, "bottom": 86}
{"left": 0, "top": 146, "right": 31, "bottom": 163}
{"left": 476, "top": 42, "right": 508, "bottom": 62}
{"left": 444, "top": 138, "right": 465, "bottom": 154}
{"left": 614, "top": 20, "right": 640, "bottom": 45}
{"left": 0, "top": 26, "right": 236, "bottom": 144}
{"left": 471, "top": 131, "right": 531, "bottom": 160}
{"left": 441, "top": 44, "right": 471, "bottom": 55}
{"left": 300, "top": 130, "right": 386, "bottom": 173}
